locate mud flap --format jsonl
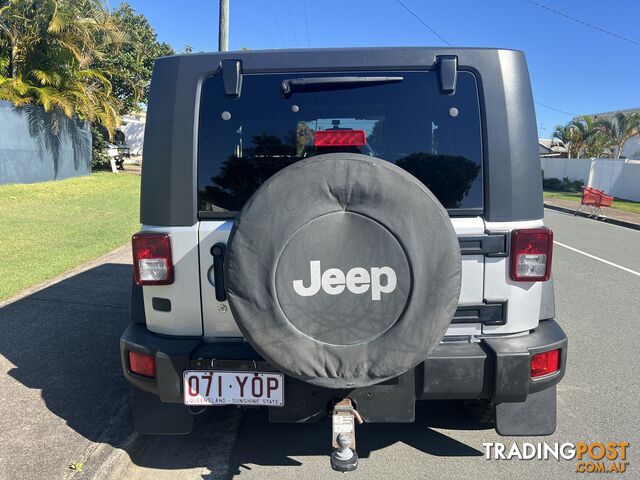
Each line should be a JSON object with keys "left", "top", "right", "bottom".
{"left": 132, "top": 386, "right": 193, "bottom": 435}
{"left": 495, "top": 385, "right": 556, "bottom": 436}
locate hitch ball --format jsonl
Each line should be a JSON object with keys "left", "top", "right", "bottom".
{"left": 334, "top": 433, "right": 354, "bottom": 461}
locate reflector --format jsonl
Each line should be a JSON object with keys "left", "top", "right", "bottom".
{"left": 531, "top": 349, "right": 560, "bottom": 378}
{"left": 314, "top": 129, "right": 366, "bottom": 147}
{"left": 129, "top": 351, "right": 156, "bottom": 378}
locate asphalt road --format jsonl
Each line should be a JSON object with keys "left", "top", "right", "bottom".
{"left": 0, "top": 247, "right": 134, "bottom": 480}
{"left": 1, "top": 210, "right": 639, "bottom": 479}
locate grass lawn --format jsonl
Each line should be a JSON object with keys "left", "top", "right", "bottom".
{"left": 544, "top": 191, "right": 640, "bottom": 215}
{"left": 0, "top": 172, "right": 140, "bottom": 301}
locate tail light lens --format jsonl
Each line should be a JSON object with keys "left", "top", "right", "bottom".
{"left": 510, "top": 228, "right": 553, "bottom": 281}
{"left": 128, "top": 351, "right": 156, "bottom": 378}
{"left": 132, "top": 232, "right": 173, "bottom": 285}
{"left": 531, "top": 349, "right": 560, "bottom": 378}
{"left": 314, "top": 129, "right": 366, "bottom": 147}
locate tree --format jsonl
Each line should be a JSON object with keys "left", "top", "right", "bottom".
{"left": 395, "top": 153, "right": 480, "bottom": 208}
{"left": 570, "top": 116, "right": 611, "bottom": 158}
{"left": 96, "top": 3, "right": 173, "bottom": 114}
{"left": 201, "top": 133, "right": 299, "bottom": 211}
{"left": 552, "top": 124, "right": 581, "bottom": 158}
{"left": 596, "top": 111, "right": 640, "bottom": 159}
{"left": 553, "top": 116, "right": 611, "bottom": 158}
{"left": 0, "top": 0, "right": 125, "bottom": 134}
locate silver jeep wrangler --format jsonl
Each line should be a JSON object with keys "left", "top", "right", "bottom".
{"left": 121, "top": 47, "right": 567, "bottom": 471}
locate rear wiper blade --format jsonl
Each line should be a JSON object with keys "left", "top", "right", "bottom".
{"left": 281, "top": 76, "right": 404, "bottom": 97}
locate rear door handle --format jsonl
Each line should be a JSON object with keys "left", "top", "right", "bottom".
{"left": 211, "top": 243, "right": 227, "bottom": 302}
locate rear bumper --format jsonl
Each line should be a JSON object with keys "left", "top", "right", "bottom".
{"left": 420, "top": 319, "right": 567, "bottom": 403}
{"left": 120, "top": 319, "right": 567, "bottom": 415}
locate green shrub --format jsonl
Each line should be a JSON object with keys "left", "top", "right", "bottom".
{"left": 91, "top": 124, "right": 111, "bottom": 170}
{"left": 543, "top": 176, "right": 584, "bottom": 192}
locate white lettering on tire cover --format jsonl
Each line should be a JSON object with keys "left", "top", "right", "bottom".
{"left": 292, "top": 261, "right": 397, "bottom": 300}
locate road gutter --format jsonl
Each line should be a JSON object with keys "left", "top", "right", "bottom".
{"left": 544, "top": 203, "right": 640, "bottom": 231}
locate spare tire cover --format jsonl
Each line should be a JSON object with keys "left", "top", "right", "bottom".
{"left": 225, "top": 153, "right": 461, "bottom": 388}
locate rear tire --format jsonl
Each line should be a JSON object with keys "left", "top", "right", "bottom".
{"left": 463, "top": 399, "right": 496, "bottom": 424}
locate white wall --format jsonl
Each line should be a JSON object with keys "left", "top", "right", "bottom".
{"left": 119, "top": 117, "right": 145, "bottom": 156}
{"left": 541, "top": 157, "right": 591, "bottom": 185}
{"left": 541, "top": 157, "right": 640, "bottom": 202}
{"left": 589, "top": 159, "right": 640, "bottom": 202}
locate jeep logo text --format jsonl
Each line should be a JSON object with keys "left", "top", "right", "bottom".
{"left": 292, "top": 261, "right": 397, "bottom": 300}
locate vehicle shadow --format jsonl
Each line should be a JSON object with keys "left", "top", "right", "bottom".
{"left": 125, "top": 399, "right": 488, "bottom": 479}
{"left": 0, "top": 261, "right": 489, "bottom": 478}
{"left": 0, "top": 263, "right": 134, "bottom": 447}
{"left": 225, "top": 400, "right": 485, "bottom": 476}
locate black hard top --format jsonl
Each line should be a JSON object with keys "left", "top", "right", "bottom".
{"left": 140, "top": 47, "right": 542, "bottom": 225}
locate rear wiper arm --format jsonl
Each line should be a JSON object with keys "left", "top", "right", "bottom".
{"left": 281, "top": 76, "right": 404, "bottom": 97}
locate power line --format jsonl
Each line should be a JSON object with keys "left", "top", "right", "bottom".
{"left": 302, "top": 0, "right": 311, "bottom": 47}
{"left": 252, "top": 0, "right": 276, "bottom": 48}
{"left": 534, "top": 101, "right": 579, "bottom": 117}
{"left": 525, "top": 0, "right": 640, "bottom": 47}
{"left": 285, "top": 0, "right": 300, "bottom": 47}
{"left": 394, "top": 0, "right": 580, "bottom": 120}
{"left": 267, "top": 0, "right": 286, "bottom": 47}
{"left": 394, "top": 0, "right": 451, "bottom": 46}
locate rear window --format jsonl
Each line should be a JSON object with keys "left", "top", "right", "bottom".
{"left": 198, "top": 71, "right": 483, "bottom": 215}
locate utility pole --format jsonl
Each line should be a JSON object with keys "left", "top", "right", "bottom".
{"left": 218, "top": 0, "right": 229, "bottom": 51}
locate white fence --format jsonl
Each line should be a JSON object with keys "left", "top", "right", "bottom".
{"left": 541, "top": 157, "right": 640, "bottom": 202}
{"left": 119, "top": 116, "right": 145, "bottom": 156}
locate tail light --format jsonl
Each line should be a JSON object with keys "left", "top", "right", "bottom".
{"left": 132, "top": 232, "right": 173, "bottom": 285}
{"left": 314, "top": 129, "right": 366, "bottom": 147}
{"left": 128, "top": 351, "right": 156, "bottom": 378}
{"left": 510, "top": 228, "right": 553, "bottom": 282}
{"left": 531, "top": 349, "right": 560, "bottom": 378}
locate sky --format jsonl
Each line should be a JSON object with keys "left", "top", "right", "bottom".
{"left": 119, "top": 0, "right": 640, "bottom": 138}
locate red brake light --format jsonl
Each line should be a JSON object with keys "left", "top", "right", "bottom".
{"left": 314, "top": 129, "right": 366, "bottom": 147}
{"left": 128, "top": 351, "right": 156, "bottom": 378}
{"left": 510, "top": 228, "right": 553, "bottom": 282}
{"left": 132, "top": 232, "right": 173, "bottom": 285}
{"left": 531, "top": 349, "right": 560, "bottom": 378}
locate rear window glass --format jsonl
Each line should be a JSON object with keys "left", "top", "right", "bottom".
{"left": 198, "top": 71, "right": 483, "bottom": 214}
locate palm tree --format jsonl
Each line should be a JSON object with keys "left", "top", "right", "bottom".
{"left": 0, "top": 0, "right": 125, "bottom": 135}
{"left": 0, "top": 0, "right": 126, "bottom": 175}
{"left": 552, "top": 124, "right": 581, "bottom": 158}
{"left": 596, "top": 111, "right": 640, "bottom": 159}
{"left": 566, "top": 116, "right": 611, "bottom": 158}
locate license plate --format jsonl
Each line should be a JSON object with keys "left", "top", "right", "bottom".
{"left": 183, "top": 370, "right": 284, "bottom": 407}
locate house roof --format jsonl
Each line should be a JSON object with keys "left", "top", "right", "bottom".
{"left": 539, "top": 138, "right": 567, "bottom": 155}
{"left": 573, "top": 107, "right": 640, "bottom": 121}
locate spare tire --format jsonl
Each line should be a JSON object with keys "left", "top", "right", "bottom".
{"left": 225, "top": 153, "right": 461, "bottom": 388}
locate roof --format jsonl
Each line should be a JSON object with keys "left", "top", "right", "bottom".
{"left": 574, "top": 107, "right": 640, "bottom": 121}
{"left": 539, "top": 139, "right": 567, "bottom": 156}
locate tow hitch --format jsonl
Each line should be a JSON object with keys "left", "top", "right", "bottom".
{"left": 330, "top": 398, "right": 363, "bottom": 472}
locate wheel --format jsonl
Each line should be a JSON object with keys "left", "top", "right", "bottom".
{"left": 463, "top": 399, "right": 496, "bottom": 424}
